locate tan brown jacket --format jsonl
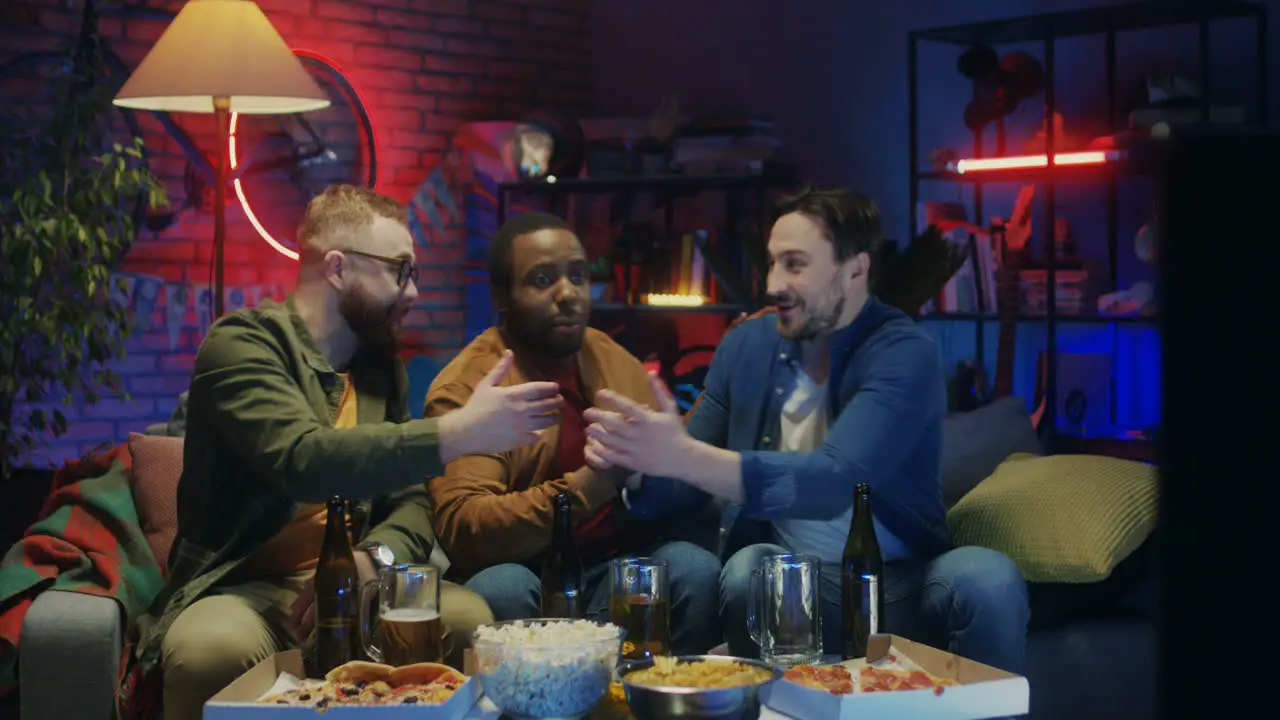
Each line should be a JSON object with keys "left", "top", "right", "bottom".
{"left": 425, "top": 327, "right": 658, "bottom": 577}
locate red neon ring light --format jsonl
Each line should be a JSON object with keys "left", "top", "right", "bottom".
{"left": 229, "top": 49, "right": 377, "bottom": 261}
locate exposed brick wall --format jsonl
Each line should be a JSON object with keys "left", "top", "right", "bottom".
{"left": 3, "top": 0, "right": 593, "bottom": 468}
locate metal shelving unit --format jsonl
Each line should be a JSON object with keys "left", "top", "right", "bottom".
{"left": 496, "top": 171, "right": 798, "bottom": 320}
{"left": 908, "top": 1, "right": 1267, "bottom": 441}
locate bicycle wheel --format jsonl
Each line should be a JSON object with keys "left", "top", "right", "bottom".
{"left": 232, "top": 49, "right": 378, "bottom": 261}
{"left": 0, "top": 50, "right": 150, "bottom": 249}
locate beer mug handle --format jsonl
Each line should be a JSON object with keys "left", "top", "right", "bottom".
{"left": 359, "top": 579, "right": 382, "bottom": 663}
{"left": 747, "top": 569, "right": 761, "bottom": 645}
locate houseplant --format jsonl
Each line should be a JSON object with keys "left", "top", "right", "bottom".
{"left": 0, "top": 27, "right": 167, "bottom": 480}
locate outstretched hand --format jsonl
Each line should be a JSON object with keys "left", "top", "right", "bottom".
{"left": 440, "top": 350, "right": 563, "bottom": 461}
{"left": 583, "top": 373, "right": 690, "bottom": 478}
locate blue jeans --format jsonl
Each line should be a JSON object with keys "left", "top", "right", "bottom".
{"left": 465, "top": 541, "right": 723, "bottom": 654}
{"left": 720, "top": 543, "right": 1029, "bottom": 673}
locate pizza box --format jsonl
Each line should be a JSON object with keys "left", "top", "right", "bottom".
{"left": 759, "top": 634, "right": 1030, "bottom": 720}
{"left": 204, "top": 650, "right": 498, "bottom": 719}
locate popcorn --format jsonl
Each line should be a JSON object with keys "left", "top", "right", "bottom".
{"left": 472, "top": 620, "right": 622, "bottom": 718}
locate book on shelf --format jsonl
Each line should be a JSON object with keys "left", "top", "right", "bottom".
{"left": 916, "top": 201, "right": 1000, "bottom": 315}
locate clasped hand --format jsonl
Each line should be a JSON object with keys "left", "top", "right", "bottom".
{"left": 583, "top": 372, "right": 690, "bottom": 478}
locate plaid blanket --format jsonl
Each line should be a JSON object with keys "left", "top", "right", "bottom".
{"left": 0, "top": 444, "right": 165, "bottom": 696}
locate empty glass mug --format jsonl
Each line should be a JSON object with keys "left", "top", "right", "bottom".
{"left": 748, "top": 554, "right": 824, "bottom": 666}
{"left": 359, "top": 564, "right": 444, "bottom": 666}
{"left": 608, "top": 556, "right": 671, "bottom": 660}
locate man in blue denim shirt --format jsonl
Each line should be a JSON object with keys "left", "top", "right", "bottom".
{"left": 583, "top": 187, "right": 1030, "bottom": 672}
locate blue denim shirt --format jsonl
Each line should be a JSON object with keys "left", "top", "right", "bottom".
{"left": 626, "top": 296, "right": 952, "bottom": 561}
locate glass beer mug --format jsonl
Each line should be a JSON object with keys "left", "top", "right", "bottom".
{"left": 359, "top": 564, "right": 444, "bottom": 666}
{"left": 608, "top": 557, "right": 671, "bottom": 660}
{"left": 747, "top": 554, "right": 824, "bottom": 666}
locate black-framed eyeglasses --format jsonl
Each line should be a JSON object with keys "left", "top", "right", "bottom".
{"left": 341, "top": 248, "right": 417, "bottom": 288}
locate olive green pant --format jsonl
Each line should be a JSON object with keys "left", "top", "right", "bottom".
{"left": 159, "top": 573, "right": 493, "bottom": 720}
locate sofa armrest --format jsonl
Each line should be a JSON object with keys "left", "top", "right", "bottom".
{"left": 20, "top": 590, "right": 123, "bottom": 720}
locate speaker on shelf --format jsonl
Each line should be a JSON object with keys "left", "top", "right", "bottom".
{"left": 1054, "top": 353, "right": 1113, "bottom": 436}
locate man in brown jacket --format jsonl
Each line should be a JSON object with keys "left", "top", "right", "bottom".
{"left": 424, "top": 212, "right": 721, "bottom": 654}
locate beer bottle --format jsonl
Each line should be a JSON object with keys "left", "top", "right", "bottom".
{"left": 841, "top": 482, "right": 885, "bottom": 660}
{"left": 540, "top": 492, "right": 585, "bottom": 618}
{"left": 315, "top": 495, "right": 360, "bottom": 673}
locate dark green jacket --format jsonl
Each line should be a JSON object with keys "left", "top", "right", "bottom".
{"left": 133, "top": 297, "right": 445, "bottom": 667}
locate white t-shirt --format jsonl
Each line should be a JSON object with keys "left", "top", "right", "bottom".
{"left": 772, "top": 369, "right": 911, "bottom": 564}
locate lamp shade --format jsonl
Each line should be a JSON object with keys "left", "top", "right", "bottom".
{"left": 113, "top": 0, "right": 329, "bottom": 114}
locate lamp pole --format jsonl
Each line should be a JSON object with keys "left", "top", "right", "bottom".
{"left": 212, "top": 94, "right": 230, "bottom": 316}
{"left": 213, "top": 95, "right": 230, "bottom": 319}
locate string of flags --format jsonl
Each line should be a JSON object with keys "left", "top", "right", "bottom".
{"left": 108, "top": 271, "right": 287, "bottom": 351}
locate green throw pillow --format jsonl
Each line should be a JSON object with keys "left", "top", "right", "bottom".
{"left": 946, "top": 452, "right": 1159, "bottom": 583}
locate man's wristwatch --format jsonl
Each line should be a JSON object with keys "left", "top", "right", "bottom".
{"left": 365, "top": 542, "right": 396, "bottom": 571}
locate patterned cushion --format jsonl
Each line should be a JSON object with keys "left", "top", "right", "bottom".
{"left": 946, "top": 453, "right": 1159, "bottom": 583}
{"left": 126, "top": 433, "right": 183, "bottom": 576}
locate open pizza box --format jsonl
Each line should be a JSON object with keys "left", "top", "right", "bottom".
{"left": 759, "top": 634, "right": 1030, "bottom": 720}
{"left": 204, "top": 650, "right": 495, "bottom": 719}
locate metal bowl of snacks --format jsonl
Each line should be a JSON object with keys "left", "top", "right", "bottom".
{"left": 617, "top": 654, "right": 782, "bottom": 720}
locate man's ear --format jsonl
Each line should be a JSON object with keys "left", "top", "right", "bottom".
{"left": 323, "top": 250, "right": 345, "bottom": 291}
{"left": 848, "top": 252, "right": 871, "bottom": 281}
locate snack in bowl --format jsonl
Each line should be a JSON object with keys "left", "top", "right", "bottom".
{"left": 618, "top": 655, "right": 781, "bottom": 720}
{"left": 627, "top": 656, "right": 775, "bottom": 689}
{"left": 472, "top": 618, "right": 623, "bottom": 719}
{"left": 258, "top": 659, "right": 466, "bottom": 708}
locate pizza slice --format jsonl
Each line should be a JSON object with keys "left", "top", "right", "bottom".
{"left": 388, "top": 661, "right": 466, "bottom": 689}
{"left": 385, "top": 661, "right": 468, "bottom": 705}
{"left": 259, "top": 685, "right": 335, "bottom": 708}
{"left": 781, "top": 664, "right": 855, "bottom": 695}
{"left": 356, "top": 680, "right": 395, "bottom": 704}
{"left": 324, "top": 660, "right": 395, "bottom": 686}
{"left": 259, "top": 659, "right": 468, "bottom": 707}
{"left": 859, "top": 666, "right": 958, "bottom": 694}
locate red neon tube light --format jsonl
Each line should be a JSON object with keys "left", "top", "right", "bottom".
{"left": 230, "top": 49, "right": 377, "bottom": 262}
{"left": 951, "top": 150, "right": 1122, "bottom": 174}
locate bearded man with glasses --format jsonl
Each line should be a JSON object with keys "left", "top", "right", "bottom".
{"left": 127, "top": 185, "right": 563, "bottom": 720}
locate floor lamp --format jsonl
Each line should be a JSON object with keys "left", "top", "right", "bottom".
{"left": 112, "top": 0, "right": 329, "bottom": 319}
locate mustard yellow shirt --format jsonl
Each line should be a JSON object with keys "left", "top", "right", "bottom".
{"left": 238, "top": 376, "right": 358, "bottom": 577}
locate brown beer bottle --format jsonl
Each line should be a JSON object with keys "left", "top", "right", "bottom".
{"left": 315, "top": 495, "right": 360, "bottom": 673}
{"left": 540, "top": 492, "right": 585, "bottom": 618}
{"left": 841, "top": 483, "right": 885, "bottom": 660}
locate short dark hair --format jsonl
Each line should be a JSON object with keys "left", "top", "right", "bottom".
{"left": 773, "top": 186, "right": 883, "bottom": 262}
{"left": 488, "top": 211, "right": 573, "bottom": 291}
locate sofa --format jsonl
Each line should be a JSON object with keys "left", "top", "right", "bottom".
{"left": 17, "top": 396, "right": 1155, "bottom": 720}
{"left": 939, "top": 397, "right": 1157, "bottom": 720}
